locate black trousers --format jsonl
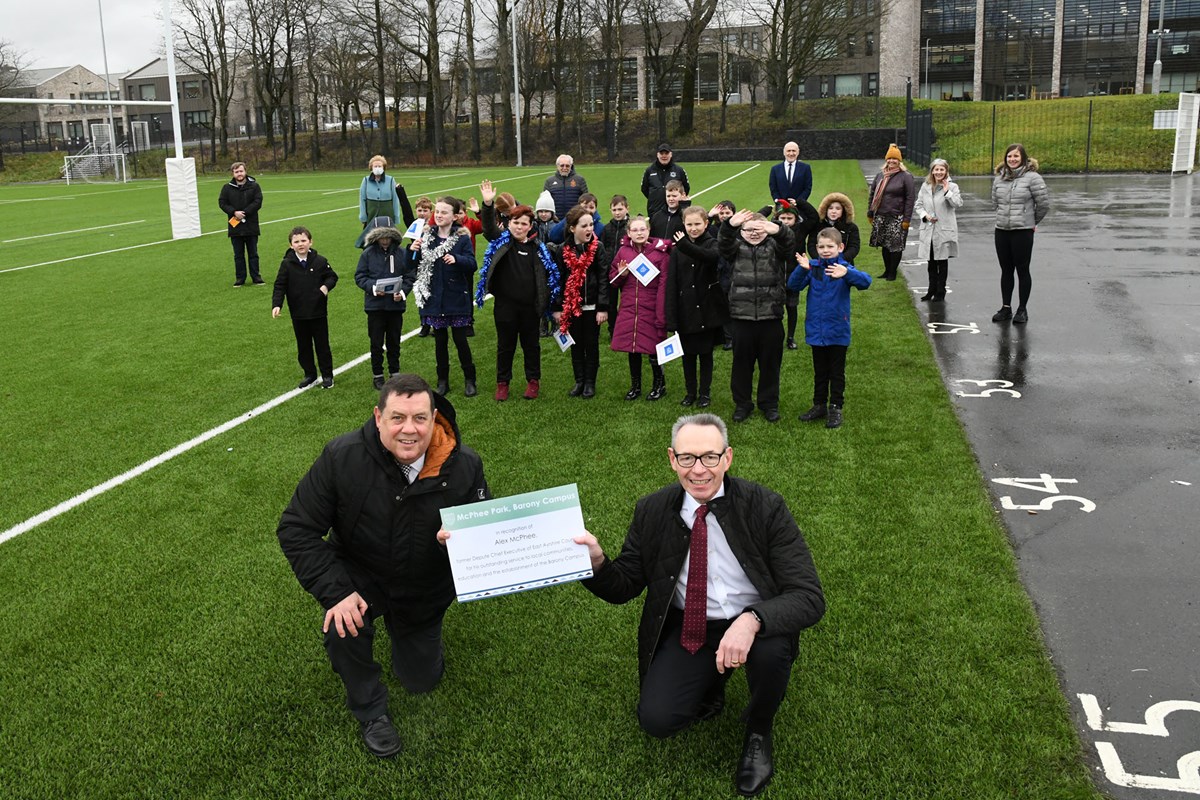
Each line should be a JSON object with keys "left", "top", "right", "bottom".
{"left": 324, "top": 606, "right": 447, "bottom": 723}
{"left": 434, "top": 326, "right": 475, "bottom": 382}
{"left": 638, "top": 609, "right": 795, "bottom": 738}
{"left": 994, "top": 228, "right": 1035, "bottom": 309}
{"left": 730, "top": 319, "right": 784, "bottom": 412}
{"left": 628, "top": 352, "right": 663, "bottom": 386}
{"left": 811, "top": 344, "right": 849, "bottom": 408}
{"left": 494, "top": 302, "right": 541, "bottom": 382}
{"left": 926, "top": 259, "right": 949, "bottom": 298}
{"left": 291, "top": 316, "right": 333, "bottom": 380}
{"left": 679, "top": 330, "right": 717, "bottom": 397}
{"left": 366, "top": 310, "right": 404, "bottom": 377}
{"left": 568, "top": 310, "right": 600, "bottom": 385}
{"left": 230, "top": 236, "right": 260, "bottom": 282}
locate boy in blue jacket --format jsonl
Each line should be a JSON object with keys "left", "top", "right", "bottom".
{"left": 272, "top": 227, "right": 339, "bottom": 389}
{"left": 786, "top": 227, "right": 871, "bottom": 428}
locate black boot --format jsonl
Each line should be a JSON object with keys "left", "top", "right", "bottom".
{"left": 625, "top": 379, "right": 642, "bottom": 401}
{"left": 646, "top": 373, "right": 666, "bottom": 401}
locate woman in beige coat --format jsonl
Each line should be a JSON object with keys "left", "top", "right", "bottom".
{"left": 913, "top": 158, "right": 963, "bottom": 302}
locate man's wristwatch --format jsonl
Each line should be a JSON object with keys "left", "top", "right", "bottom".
{"left": 747, "top": 608, "right": 764, "bottom": 633}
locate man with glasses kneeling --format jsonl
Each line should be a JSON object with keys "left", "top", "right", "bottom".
{"left": 574, "top": 413, "right": 825, "bottom": 797}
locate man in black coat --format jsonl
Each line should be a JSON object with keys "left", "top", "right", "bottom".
{"left": 641, "top": 143, "right": 690, "bottom": 217}
{"left": 278, "top": 374, "right": 490, "bottom": 758}
{"left": 217, "top": 161, "right": 264, "bottom": 286}
{"left": 576, "top": 413, "right": 824, "bottom": 797}
{"left": 543, "top": 153, "right": 589, "bottom": 219}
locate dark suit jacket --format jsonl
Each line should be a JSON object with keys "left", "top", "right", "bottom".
{"left": 583, "top": 476, "right": 824, "bottom": 681}
{"left": 768, "top": 160, "right": 813, "bottom": 203}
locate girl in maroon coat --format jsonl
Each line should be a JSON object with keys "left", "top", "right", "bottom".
{"left": 610, "top": 216, "right": 671, "bottom": 400}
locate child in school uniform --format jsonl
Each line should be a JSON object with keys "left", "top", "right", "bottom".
{"left": 272, "top": 226, "right": 338, "bottom": 389}
{"left": 787, "top": 227, "right": 871, "bottom": 429}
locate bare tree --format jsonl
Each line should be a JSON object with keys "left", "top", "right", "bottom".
{"left": 675, "top": 0, "right": 719, "bottom": 135}
{"left": 175, "top": 0, "right": 244, "bottom": 161}
{"left": 633, "top": 0, "right": 689, "bottom": 142}
{"left": 748, "top": 0, "right": 875, "bottom": 117}
{"left": 296, "top": 0, "right": 332, "bottom": 164}
{"left": 0, "top": 40, "right": 29, "bottom": 171}
{"left": 461, "top": 0, "right": 483, "bottom": 161}
{"left": 243, "top": 0, "right": 298, "bottom": 151}
{"left": 595, "top": 0, "right": 628, "bottom": 159}
{"left": 323, "top": 15, "right": 375, "bottom": 141}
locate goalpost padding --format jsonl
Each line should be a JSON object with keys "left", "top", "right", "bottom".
{"left": 165, "top": 158, "right": 202, "bottom": 239}
{"left": 1171, "top": 93, "right": 1200, "bottom": 174}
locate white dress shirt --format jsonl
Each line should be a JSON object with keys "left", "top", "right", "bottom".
{"left": 674, "top": 488, "right": 763, "bottom": 620}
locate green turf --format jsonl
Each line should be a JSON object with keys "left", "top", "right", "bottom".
{"left": 0, "top": 162, "right": 1100, "bottom": 799}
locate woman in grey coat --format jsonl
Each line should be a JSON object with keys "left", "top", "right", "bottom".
{"left": 992, "top": 143, "right": 1050, "bottom": 324}
{"left": 914, "top": 158, "right": 963, "bottom": 302}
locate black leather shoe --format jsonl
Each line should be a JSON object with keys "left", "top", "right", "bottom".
{"left": 581, "top": 382, "right": 596, "bottom": 399}
{"left": 697, "top": 395, "right": 711, "bottom": 408}
{"left": 680, "top": 394, "right": 695, "bottom": 407}
{"left": 919, "top": 292, "right": 932, "bottom": 301}
{"left": 418, "top": 325, "right": 431, "bottom": 337}
{"left": 463, "top": 380, "right": 477, "bottom": 397}
{"left": 1013, "top": 308, "right": 1028, "bottom": 324}
{"left": 992, "top": 306, "right": 1013, "bottom": 322}
{"left": 298, "top": 375, "right": 318, "bottom": 389}
{"left": 373, "top": 375, "right": 385, "bottom": 391}
{"left": 732, "top": 406, "right": 752, "bottom": 423}
{"left": 798, "top": 404, "right": 826, "bottom": 422}
{"left": 735, "top": 731, "right": 774, "bottom": 796}
{"left": 763, "top": 408, "right": 781, "bottom": 423}
{"left": 360, "top": 714, "right": 402, "bottom": 758}
{"left": 436, "top": 380, "right": 450, "bottom": 396}
{"left": 786, "top": 338, "right": 798, "bottom": 350}
{"left": 568, "top": 382, "right": 584, "bottom": 397}
{"left": 826, "top": 406, "right": 844, "bottom": 429}
{"left": 624, "top": 385, "right": 641, "bottom": 401}
{"left": 646, "top": 384, "right": 667, "bottom": 401}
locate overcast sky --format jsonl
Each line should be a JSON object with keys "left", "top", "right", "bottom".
{"left": 6, "top": 0, "right": 164, "bottom": 78}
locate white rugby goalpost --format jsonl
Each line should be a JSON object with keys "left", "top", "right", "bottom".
{"left": 1171, "top": 92, "right": 1200, "bottom": 174}
{"left": 0, "top": 0, "right": 200, "bottom": 239}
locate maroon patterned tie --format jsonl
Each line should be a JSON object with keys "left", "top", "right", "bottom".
{"left": 681, "top": 503, "right": 709, "bottom": 654}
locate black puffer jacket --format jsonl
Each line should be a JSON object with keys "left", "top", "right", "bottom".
{"left": 480, "top": 202, "right": 555, "bottom": 314}
{"left": 277, "top": 394, "right": 490, "bottom": 617}
{"left": 218, "top": 176, "right": 263, "bottom": 238}
{"left": 717, "top": 220, "right": 795, "bottom": 322}
{"left": 583, "top": 476, "right": 824, "bottom": 682}
{"left": 664, "top": 229, "right": 728, "bottom": 335}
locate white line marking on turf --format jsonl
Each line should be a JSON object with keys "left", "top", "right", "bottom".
{"left": 4, "top": 220, "right": 147, "bottom": 243}
{"left": 688, "top": 164, "right": 761, "bottom": 199}
{"left": 0, "top": 195, "right": 80, "bottom": 204}
{"left": 0, "top": 327, "right": 430, "bottom": 547}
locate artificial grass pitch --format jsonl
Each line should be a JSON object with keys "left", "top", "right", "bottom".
{"left": 0, "top": 162, "right": 1099, "bottom": 798}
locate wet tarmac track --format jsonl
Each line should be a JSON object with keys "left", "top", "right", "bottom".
{"left": 898, "top": 170, "right": 1200, "bottom": 798}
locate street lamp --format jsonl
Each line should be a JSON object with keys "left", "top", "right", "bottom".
{"left": 1151, "top": 0, "right": 1170, "bottom": 94}
{"left": 509, "top": 0, "right": 523, "bottom": 166}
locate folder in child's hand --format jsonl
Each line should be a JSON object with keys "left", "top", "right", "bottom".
{"left": 229, "top": 216, "right": 240, "bottom": 227}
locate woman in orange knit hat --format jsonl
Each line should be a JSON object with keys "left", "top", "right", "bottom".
{"left": 866, "top": 143, "right": 916, "bottom": 281}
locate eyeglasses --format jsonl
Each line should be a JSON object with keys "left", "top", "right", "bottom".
{"left": 672, "top": 450, "right": 726, "bottom": 468}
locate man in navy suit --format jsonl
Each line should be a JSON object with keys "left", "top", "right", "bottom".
{"left": 767, "top": 142, "right": 812, "bottom": 206}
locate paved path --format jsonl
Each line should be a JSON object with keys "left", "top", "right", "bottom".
{"left": 892, "top": 169, "right": 1200, "bottom": 799}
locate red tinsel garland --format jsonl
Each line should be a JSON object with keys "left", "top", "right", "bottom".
{"left": 559, "top": 237, "right": 599, "bottom": 333}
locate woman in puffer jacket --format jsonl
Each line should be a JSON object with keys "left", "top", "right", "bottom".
{"left": 992, "top": 143, "right": 1050, "bottom": 324}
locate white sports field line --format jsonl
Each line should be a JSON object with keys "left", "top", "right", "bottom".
{"left": 1, "top": 163, "right": 755, "bottom": 544}
{"left": 4, "top": 220, "right": 147, "bottom": 243}
{"left": 0, "top": 173, "right": 545, "bottom": 275}
{"left": 0, "top": 334, "right": 407, "bottom": 547}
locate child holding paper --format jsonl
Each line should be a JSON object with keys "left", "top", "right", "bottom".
{"left": 355, "top": 219, "right": 413, "bottom": 390}
{"left": 550, "top": 206, "right": 610, "bottom": 399}
{"left": 610, "top": 216, "right": 671, "bottom": 401}
{"left": 664, "top": 206, "right": 727, "bottom": 409}
{"left": 272, "top": 226, "right": 339, "bottom": 389}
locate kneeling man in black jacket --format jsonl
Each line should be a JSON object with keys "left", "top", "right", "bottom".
{"left": 278, "top": 373, "right": 490, "bottom": 758}
{"left": 575, "top": 413, "right": 824, "bottom": 797}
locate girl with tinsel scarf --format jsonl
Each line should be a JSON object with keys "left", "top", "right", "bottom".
{"left": 410, "top": 197, "right": 478, "bottom": 397}
{"left": 476, "top": 180, "right": 561, "bottom": 401}
{"left": 549, "top": 206, "right": 610, "bottom": 399}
